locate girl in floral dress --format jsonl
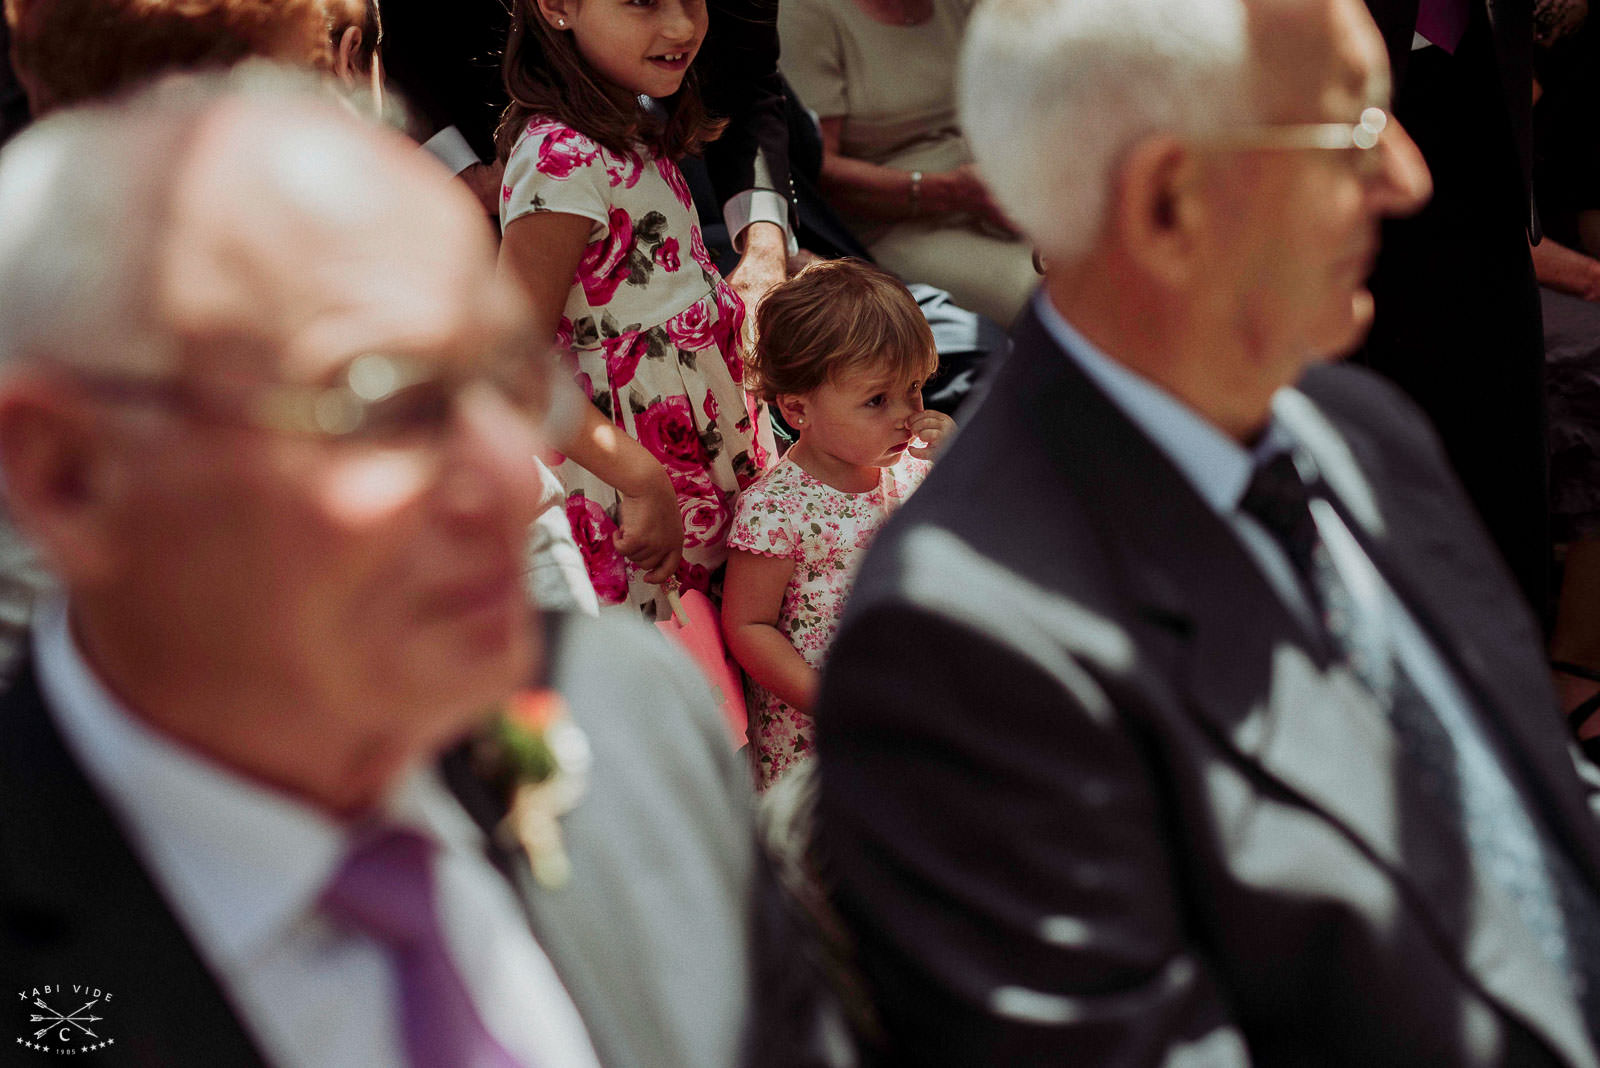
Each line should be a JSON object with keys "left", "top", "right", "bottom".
{"left": 497, "top": 0, "right": 774, "bottom": 620}
{"left": 723, "top": 260, "right": 955, "bottom": 788}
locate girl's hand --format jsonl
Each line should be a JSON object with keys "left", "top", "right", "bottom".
{"left": 906, "top": 410, "right": 956, "bottom": 460}
{"left": 615, "top": 463, "right": 685, "bottom": 584}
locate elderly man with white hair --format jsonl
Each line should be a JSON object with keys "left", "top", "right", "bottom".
{"left": 0, "top": 69, "right": 846, "bottom": 1067}
{"left": 813, "top": 0, "right": 1600, "bottom": 1062}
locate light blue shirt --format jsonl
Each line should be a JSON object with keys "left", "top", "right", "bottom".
{"left": 36, "top": 596, "right": 601, "bottom": 1068}
{"left": 1034, "top": 294, "right": 1313, "bottom": 628}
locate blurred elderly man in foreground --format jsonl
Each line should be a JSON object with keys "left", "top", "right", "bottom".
{"left": 0, "top": 70, "right": 841, "bottom": 1067}
{"left": 816, "top": 0, "right": 1600, "bottom": 1062}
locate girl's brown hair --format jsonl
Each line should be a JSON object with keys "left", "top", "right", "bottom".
{"left": 494, "top": 0, "right": 725, "bottom": 162}
{"left": 748, "top": 259, "right": 939, "bottom": 403}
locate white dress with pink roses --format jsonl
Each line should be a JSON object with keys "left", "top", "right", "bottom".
{"left": 502, "top": 117, "right": 775, "bottom": 621}
{"left": 727, "top": 454, "right": 931, "bottom": 788}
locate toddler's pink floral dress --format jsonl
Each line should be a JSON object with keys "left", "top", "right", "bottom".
{"left": 502, "top": 117, "right": 775, "bottom": 620}
{"left": 728, "top": 454, "right": 931, "bottom": 787}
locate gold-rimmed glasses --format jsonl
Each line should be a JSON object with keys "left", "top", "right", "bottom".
{"left": 1200, "top": 106, "right": 1390, "bottom": 162}
{"left": 67, "top": 347, "right": 574, "bottom": 447}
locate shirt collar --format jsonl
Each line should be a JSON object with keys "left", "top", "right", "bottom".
{"left": 1033, "top": 291, "right": 1297, "bottom": 514}
{"left": 33, "top": 595, "right": 486, "bottom": 969}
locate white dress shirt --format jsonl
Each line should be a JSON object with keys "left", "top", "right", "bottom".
{"left": 36, "top": 595, "right": 601, "bottom": 1068}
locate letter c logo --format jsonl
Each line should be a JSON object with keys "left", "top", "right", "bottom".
{"left": 59, "top": 1027, "right": 70, "bottom": 1043}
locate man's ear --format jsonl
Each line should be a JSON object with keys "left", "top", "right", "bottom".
{"left": 333, "top": 26, "right": 365, "bottom": 85}
{"left": 1112, "top": 135, "right": 1206, "bottom": 289}
{"left": 0, "top": 382, "right": 128, "bottom": 587}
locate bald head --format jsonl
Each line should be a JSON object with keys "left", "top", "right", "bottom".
{"left": 147, "top": 78, "right": 507, "bottom": 382}
{"left": 0, "top": 66, "right": 512, "bottom": 382}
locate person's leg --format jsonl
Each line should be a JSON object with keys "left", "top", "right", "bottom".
{"left": 869, "top": 223, "right": 1038, "bottom": 330}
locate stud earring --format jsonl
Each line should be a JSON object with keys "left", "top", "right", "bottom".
{"left": 556, "top": 16, "right": 567, "bottom": 26}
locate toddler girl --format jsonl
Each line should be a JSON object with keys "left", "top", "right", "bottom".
{"left": 723, "top": 259, "right": 954, "bottom": 788}
{"left": 497, "top": 0, "right": 774, "bottom": 620}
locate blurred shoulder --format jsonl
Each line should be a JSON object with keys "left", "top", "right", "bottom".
{"left": 543, "top": 611, "right": 747, "bottom": 791}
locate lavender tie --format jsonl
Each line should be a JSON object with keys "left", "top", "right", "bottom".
{"left": 321, "top": 826, "right": 529, "bottom": 1068}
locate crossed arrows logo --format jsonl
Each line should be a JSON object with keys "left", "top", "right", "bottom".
{"left": 28, "top": 997, "right": 102, "bottom": 1042}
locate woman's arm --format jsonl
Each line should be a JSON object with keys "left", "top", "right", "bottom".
{"left": 723, "top": 548, "right": 818, "bottom": 712}
{"left": 500, "top": 213, "right": 685, "bottom": 582}
{"left": 815, "top": 116, "right": 1011, "bottom": 230}
{"left": 1530, "top": 233, "right": 1600, "bottom": 303}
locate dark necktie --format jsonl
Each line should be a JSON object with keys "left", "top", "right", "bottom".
{"left": 1240, "top": 451, "right": 1600, "bottom": 1033}
{"left": 321, "top": 826, "right": 530, "bottom": 1068}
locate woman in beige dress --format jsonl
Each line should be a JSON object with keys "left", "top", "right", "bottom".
{"left": 779, "top": 0, "right": 1038, "bottom": 326}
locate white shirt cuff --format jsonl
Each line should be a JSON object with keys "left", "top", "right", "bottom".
{"left": 421, "top": 126, "right": 481, "bottom": 176}
{"left": 723, "top": 189, "right": 798, "bottom": 255}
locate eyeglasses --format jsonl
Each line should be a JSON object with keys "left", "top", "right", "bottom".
{"left": 1199, "top": 106, "right": 1390, "bottom": 158}
{"left": 69, "top": 348, "right": 571, "bottom": 446}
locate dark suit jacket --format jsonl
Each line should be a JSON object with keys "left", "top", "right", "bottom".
{"left": 378, "top": 0, "right": 791, "bottom": 216}
{"left": 815, "top": 303, "right": 1600, "bottom": 1065}
{"left": 0, "top": 613, "right": 842, "bottom": 1067}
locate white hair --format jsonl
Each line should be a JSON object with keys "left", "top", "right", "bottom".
{"left": 958, "top": 0, "right": 1254, "bottom": 262}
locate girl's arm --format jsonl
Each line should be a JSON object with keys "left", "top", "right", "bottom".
{"left": 723, "top": 548, "right": 818, "bottom": 713}
{"left": 500, "top": 213, "right": 685, "bottom": 582}
{"left": 815, "top": 117, "right": 1012, "bottom": 231}
{"left": 499, "top": 211, "right": 594, "bottom": 356}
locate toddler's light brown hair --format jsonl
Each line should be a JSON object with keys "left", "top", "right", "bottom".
{"left": 748, "top": 258, "right": 938, "bottom": 403}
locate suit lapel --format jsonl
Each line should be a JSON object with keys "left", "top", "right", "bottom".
{"left": 440, "top": 614, "right": 644, "bottom": 1068}
{"left": 1284, "top": 378, "right": 1600, "bottom": 894}
{"left": 0, "top": 656, "right": 270, "bottom": 1068}
{"left": 1010, "top": 309, "right": 1596, "bottom": 1066}
{"left": 1278, "top": 380, "right": 1600, "bottom": 1066}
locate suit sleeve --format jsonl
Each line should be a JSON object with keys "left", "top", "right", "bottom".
{"left": 814, "top": 602, "right": 1250, "bottom": 1066}
{"left": 700, "top": 0, "right": 792, "bottom": 220}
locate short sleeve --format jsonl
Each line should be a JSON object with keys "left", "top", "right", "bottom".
{"left": 728, "top": 481, "right": 800, "bottom": 560}
{"left": 500, "top": 118, "right": 612, "bottom": 231}
{"left": 778, "top": 0, "right": 849, "bottom": 119}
